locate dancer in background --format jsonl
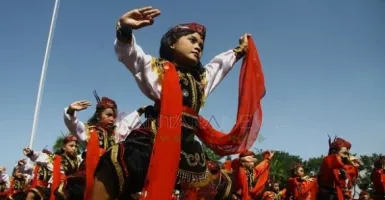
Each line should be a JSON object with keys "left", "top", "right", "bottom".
{"left": 317, "top": 136, "right": 357, "bottom": 200}
{"left": 64, "top": 92, "right": 149, "bottom": 199}
{"left": 23, "top": 135, "right": 80, "bottom": 200}
{"left": 286, "top": 163, "right": 317, "bottom": 200}
{"left": 7, "top": 167, "right": 29, "bottom": 200}
{"left": 371, "top": 156, "right": 385, "bottom": 200}
{"left": 262, "top": 181, "right": 286, "bottom": 200}
{"left": 0, "top": 167, "right": 9, "bottom": 200}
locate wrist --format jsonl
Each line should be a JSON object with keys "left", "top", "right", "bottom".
{"left": 233, "top": 45, "right": 246, "bottom": 61}
{"left": 27, "top": 150, "right": 34, "bottom": 157}
{"left": 67, "top": 106, "right": 75, "bottom": 116}
{"left": 116, "top": 21, "right": 133, "bottom": 43}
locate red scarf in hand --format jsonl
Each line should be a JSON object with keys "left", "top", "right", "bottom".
{"left": 140, "top": 36, "right": 266, "bottom": 200}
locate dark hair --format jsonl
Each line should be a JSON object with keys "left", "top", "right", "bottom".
{"left": 87, "top": 109, "right": 101, "bottom": 125}
{"left": 328, "top": 147, "right": 341, "bottom": 155}
{"left": 290, "top": 165, "right": 303, "bottom": 177}
{"left": 159, "top": 29, "right": 204, "bottom": 71}
{"left": 374, "top": 157, "right": 385, "bottom": 168}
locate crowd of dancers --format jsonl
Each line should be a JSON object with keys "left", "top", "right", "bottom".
{"left": 1, "top": 6, "right": 384, "bottom": 200}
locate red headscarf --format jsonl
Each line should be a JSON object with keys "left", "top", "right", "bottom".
{"left": 170, "top": 23, "right": 206, "bottom": 40}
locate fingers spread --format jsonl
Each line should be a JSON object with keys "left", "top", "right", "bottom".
{"left": 138, "top": 6, "right": 153, "bottom": 13}
{"left": 143, "top": 9, "right": 161, "bottom": 18}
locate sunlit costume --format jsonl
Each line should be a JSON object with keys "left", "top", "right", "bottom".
{"left": 63, "top": 92, "right": 142, "bottom": 199}
{"left": 95, "top": 20, "right": 266, "bottom": 199}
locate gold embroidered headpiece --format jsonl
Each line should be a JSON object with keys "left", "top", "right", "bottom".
{"left": 93, "top": 90, "right": 117, "bottom": 110}
{"left": 171, "top": 23, "right": 206, "bottom": 40}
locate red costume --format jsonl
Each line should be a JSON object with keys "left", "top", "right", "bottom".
{"left": 232, "top": 151, "right": 271, "bottom": 200}
{"left": 286, "top": 163, "right": 318, "bottom": 200}
{"left": 318, "top": 136, "right": 354, "bottom": 200}
{"left": 262, "top": 189, "right": 286, "bottom": 200}
{"left": 140, "top": 33, "right": 266, "bottom": 199}
{"left": 371, "top": 156, "right": 385, "bottom": 200}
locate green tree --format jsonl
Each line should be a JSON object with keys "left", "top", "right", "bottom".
{"left": 52, "top": 136, "right": 65, "bottom": 153}
{"left": 303, "top": 155, "right": 324, "bottom": 176}
{"left": 356, "top": 153, "right": 383, "bottom": 193}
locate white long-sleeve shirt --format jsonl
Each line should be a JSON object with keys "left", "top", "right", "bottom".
{"left": 0, "top": 172, "right": 10, "bottom": 190}
{"left": 64, "top": 108, "right": 142, "bottom": 144}
{"left": 114, "top": 35, "right": 239, "bottom": 104}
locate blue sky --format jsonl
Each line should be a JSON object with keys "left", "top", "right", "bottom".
{"left": 1, "top": 0, "right": 384, "bottom": 173}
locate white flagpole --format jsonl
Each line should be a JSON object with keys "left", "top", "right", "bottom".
{"left": 29, "top": 0, "right": 60, "bottom": 149}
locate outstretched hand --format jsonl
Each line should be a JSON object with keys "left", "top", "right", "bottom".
{"left": 69, "top": 100, "right": 91, "bottom": 111}
{"left": 119, "top": 6, "right": 161, "bottom": 29}
{"left": 23, "top": 148, "right": 33, "bottom": 156}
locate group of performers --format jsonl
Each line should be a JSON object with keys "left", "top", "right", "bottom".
{"left": 1, "top": 6, "right": 384, "bottom": 200}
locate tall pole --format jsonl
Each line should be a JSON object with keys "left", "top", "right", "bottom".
{"left": 29, "top": 0, "right": 60, "bottom": 149}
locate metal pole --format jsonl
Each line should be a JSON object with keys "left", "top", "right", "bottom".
{"left": 29, "top": 0, "right": 60, "bottom": 149}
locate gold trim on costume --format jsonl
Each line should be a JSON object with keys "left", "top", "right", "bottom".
{"left": 56, "top": 181, "right": 67, "bottom": 199}
{"left": 111, "top": 145, "right": 125, "bottom": 195}
{"left": 177, "top": 168, "right": 210, "bottom": 186}
{"left": 188, "top": 169, "right": 217, "bottom": 188}
{"left": 221, "top": 170, "right": 232, "bottom": 199}
{"left": 186, "top": 73, "right": 198, "bottom": 111}
{"left": 151, "top": 57, "right": 166, "bottom": 82}
{"left": 29, "top": 188, "right": 44, "bottom": 200}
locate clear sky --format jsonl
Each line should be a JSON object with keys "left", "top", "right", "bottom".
{"left": 1, "top": 0, "right": 384, "bottom": 173}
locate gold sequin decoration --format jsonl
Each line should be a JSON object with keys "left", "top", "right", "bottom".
{"left": 151, "top": 57, "right": 166, "bottom": 83}
{"left": 111, "top": 145, "right": 124, "bottom": 195}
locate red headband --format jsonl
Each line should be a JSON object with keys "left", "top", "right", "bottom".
{"left": 329, "top": 136, "right": 351, "bottom": 149}
{"left": 97, "top": 97, "right": 117, "bottom": 110}
{"left": 63, "top": 135, "right": 78, "bottom": 144}
{"left": 172, "top": 23, "right": 206, "bottom": 39}
{"left": 239, "top": 150, "right": 255, "bottom": 158}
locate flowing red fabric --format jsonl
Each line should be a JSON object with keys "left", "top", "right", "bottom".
{"left": 196, "top": 37, "right": 266, "bottom": 155}
{"left": 84, "top": 129, "right": 100, "bottom": 200}
{"left": 31, "top": 165, "right": 40, "bottom": 187}
{"left": 140, "top": 64, "right": 183, "bottom": 200}
{"left": 6, "top": 179, "right": 15, "bottom": 196}
{"left": 140, "top": 37, "right": 265, "bottom": 199}
{"left": 250, "top": 164, "right": 270, "bottom": 197}
{"left": 50, "top": 155, "right": 62, "bottom": 200}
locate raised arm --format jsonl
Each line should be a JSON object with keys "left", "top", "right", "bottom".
{"left": 204, "top": 34, "right": 249, "bottom": 96}
{"left": 63, "top": 100, "right": 91, "bottom": 142}
{"left": 115, "top": 7, "right": 163, "bottom": 101}
{"left": 0, "top": 168, "right": 10, "bottom": 189}
{"left": 0, "top": 175, "right": 9, "bottom": 190}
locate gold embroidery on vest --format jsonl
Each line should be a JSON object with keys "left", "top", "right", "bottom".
{"left": 111, "top": 145, "right": 124, "bottom": 195}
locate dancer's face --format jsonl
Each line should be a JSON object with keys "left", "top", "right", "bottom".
{"left": 295, "top": 167, "right": 305, "bottom": 177}
{"left": 171, "top": 32, "right": 204, "bottom": 66}
{"left": 14, "top": 169, "right": 23, "bottom": 178}
{"left": 360, "top": 194, "right": 370, "bottom": 200}
{"left": 99, "top": 108, "right": 116, "bottom": 127}
{"left": 338, "top": 147, "right": 349, "bottom": 158}
{"left": 64, "top": 141, "right": 77, "bottom": 157}
{"left": 272, "top": 183, "right": 280, "bottom": 192}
